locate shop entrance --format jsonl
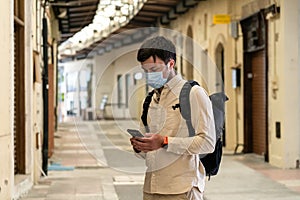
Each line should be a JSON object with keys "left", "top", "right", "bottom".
{"left": 241, "top": 11, "right": 269, "bottom": 161}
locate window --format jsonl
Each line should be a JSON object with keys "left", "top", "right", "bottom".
{"left": 117, "top": 74, "right": 123, "bottom": 108}
{"left": 66, "top": 72, "right": 77, "bottom": 92}
{"left": 125, "top": 74, "right": 130, "bottom": 108}
{"left": 79, "top": 69, "right": 91, "bottom": 91}
{"left": 204, "top": 13, "right": 208, "bottom": 41}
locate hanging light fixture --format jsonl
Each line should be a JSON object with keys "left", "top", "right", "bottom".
{"left": 59, "top": 0, "right": 145, "bottom": 56}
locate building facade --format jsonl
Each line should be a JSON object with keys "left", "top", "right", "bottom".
{"left": 0, "top": 0, "right": 59, "bottom": 199}
{"left": 59, "top": 0, "right": 300, "bottom": 170}
{"left": 164, "top": 0, "right": 300, "bottom": 169}
{"left": 58, "top": 59, "right": 96, "bottom": 121}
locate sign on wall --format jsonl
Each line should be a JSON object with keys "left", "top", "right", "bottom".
{"left": 213, "top": 14, "right": 231, "bottom": 24}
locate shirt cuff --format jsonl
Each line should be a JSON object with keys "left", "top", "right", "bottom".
{"left": 166, "top": 136, "right": 194, "bottom": 155}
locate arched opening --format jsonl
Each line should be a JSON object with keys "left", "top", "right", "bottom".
{"left": 215, "top": 43, "right": 226, "bottom": 146}
{"left": 215, "top": 43, "right": 225, "bottom": 92}
{"left": 184, "top": 26, "right": 194, "bottom": 80}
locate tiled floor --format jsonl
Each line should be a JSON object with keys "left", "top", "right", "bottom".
{"left": 234, "top": 154, "right": 300, "bottom": 194}
{"left": 20, "top": 120, "right": 300, "bottom": 200}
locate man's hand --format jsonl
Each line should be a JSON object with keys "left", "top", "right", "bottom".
{"left": 130, "top": 133, "right": 164, "bottom": 153}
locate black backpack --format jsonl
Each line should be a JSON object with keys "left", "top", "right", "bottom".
{"left": 141, "top": 80, "right": 228, "bottom": 180}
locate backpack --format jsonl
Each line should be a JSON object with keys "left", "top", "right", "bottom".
{"left": 141, "top": 80, "right": 228, "bottom": 180}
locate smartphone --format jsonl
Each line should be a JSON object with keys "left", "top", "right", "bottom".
{"left": 127, "top": 129, "right": 144, "bottom": 138}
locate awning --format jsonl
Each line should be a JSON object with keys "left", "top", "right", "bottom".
{"left": 52, "top": 0, "right": 206, "bottom": 60}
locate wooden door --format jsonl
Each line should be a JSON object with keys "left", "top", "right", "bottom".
{"left": 14, "top": 0, "right": 26, "bottom": 174}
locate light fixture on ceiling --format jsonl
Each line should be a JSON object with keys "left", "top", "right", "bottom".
{"left": 59, "top": 0, "right": 145, "bottom": 55}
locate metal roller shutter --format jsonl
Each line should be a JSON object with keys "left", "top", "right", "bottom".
{"left": 251, "top": 51, "right": 267, "bottom": 155}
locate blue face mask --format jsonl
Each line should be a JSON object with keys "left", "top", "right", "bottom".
{"left": 146, "top": 71, "right": 168, "bottom": 89}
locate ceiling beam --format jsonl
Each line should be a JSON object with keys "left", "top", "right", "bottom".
{"left": 142, "top": 5, "right": 171, "bottom": 12}
{"left": 133, "top": 16, "right": 157, "bottom": 22}
{"left": 69, "top": 11, "right": 95, "bottom": 17}
{"left": 50, "top": 0, "right": 98, "bottom": 7}
{"left": 137, "top": 11, "right": 165, "bottom": 17}
{"left": 69, "top": 16, "right": 93, "bottom": 22}
{"left": 69, "top": 5, "right": 97, "bottom": 12}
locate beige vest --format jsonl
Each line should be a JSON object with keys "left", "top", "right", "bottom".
{"left": 138, "top": 74, "right": 216, "bottom": 194}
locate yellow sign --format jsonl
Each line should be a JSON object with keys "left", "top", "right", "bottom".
{"left": 213, "top": 14, "right": 231, "bottom": 24}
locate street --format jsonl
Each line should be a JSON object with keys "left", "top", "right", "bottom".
{"left": 20, "top": 120, "right": 300, "bottom": 200}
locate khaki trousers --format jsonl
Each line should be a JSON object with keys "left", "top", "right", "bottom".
{"left": 143, "top": 187, "right": 203, "bottom": 200}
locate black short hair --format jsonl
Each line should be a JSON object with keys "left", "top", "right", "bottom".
{"left": 137, "top": 36, "right": 176, "bottom": 64}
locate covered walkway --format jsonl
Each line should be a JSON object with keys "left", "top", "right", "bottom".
{"left": 20, "top": 120, "right": 300, "bottom": 200}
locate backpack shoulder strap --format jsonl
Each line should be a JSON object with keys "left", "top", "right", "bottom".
{"left": 141, "top": 90, "right": 154, "bottom": 133}
{"left": 179, "top": 80, "right": 199, "bottom": 137}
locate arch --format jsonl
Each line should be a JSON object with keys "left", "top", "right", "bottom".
{"left": 213, "top": 33, "right": 226, "bottom": 93}
{"left": 215, "top": 42, "right": 226, "bottom": 146}
{"left": 184, "top": 25, "right": 194, "bottom": 80}
{"left": 214, "top": 34, "right": 226, "bottom": 51}
{"left": 215, "top": 42, "right": 225, "bottom": 92}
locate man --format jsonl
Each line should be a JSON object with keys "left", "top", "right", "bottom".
{"left": 130, "top": 36, "right": 216, "bottom": 200}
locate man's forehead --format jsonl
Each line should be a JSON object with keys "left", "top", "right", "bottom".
{"left": 141, "top": 63, "right": 165, "bottom": 68}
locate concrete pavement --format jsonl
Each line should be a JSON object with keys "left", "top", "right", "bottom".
{"left": 205, "top": 154, "right": 300, "bottom": 200}
{"left": 20, "top": 120, "right": 300, "bottom": 200}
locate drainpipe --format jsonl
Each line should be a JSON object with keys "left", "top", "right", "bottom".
{"left": 42, "top": 17, "right": 49, "bottom": 176}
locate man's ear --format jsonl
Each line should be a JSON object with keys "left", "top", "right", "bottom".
{"left": 168, "top": 59, "right": 175, "bottom": 69}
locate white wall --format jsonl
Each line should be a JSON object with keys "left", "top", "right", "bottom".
{"left": 94, "top": 42, "right": 144, "bottom": 120}
{"left": 25, "top": 0, "right": 34, "bottom": 178}
{"left": 0, "top": 0, "right": 13, "bottom": 199}
{"left": 267, "top": 12, "right": 283, "bottom": 167}
{"left": 279, "top": 0, "right": 300, "bottom": 168}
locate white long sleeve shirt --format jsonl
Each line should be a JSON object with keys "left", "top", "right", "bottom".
{"left": 137, "top": 74, "right": 216, "bottom": 194}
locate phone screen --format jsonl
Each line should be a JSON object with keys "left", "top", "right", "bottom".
{"left": 127, "top": 129, "right": 144, "bottom": 137}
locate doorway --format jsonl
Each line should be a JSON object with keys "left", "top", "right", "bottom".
{"left": 241, "top": 11, "right": 269, "bottom": 161}
{"left": 14, "top": 0, "right": 26, "bottom": 174}
{"left": 215, "top": 43, "right": 226, "bottom": 145}
{"left": 216, "top": 43, "right": 225, "bottom": 92}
